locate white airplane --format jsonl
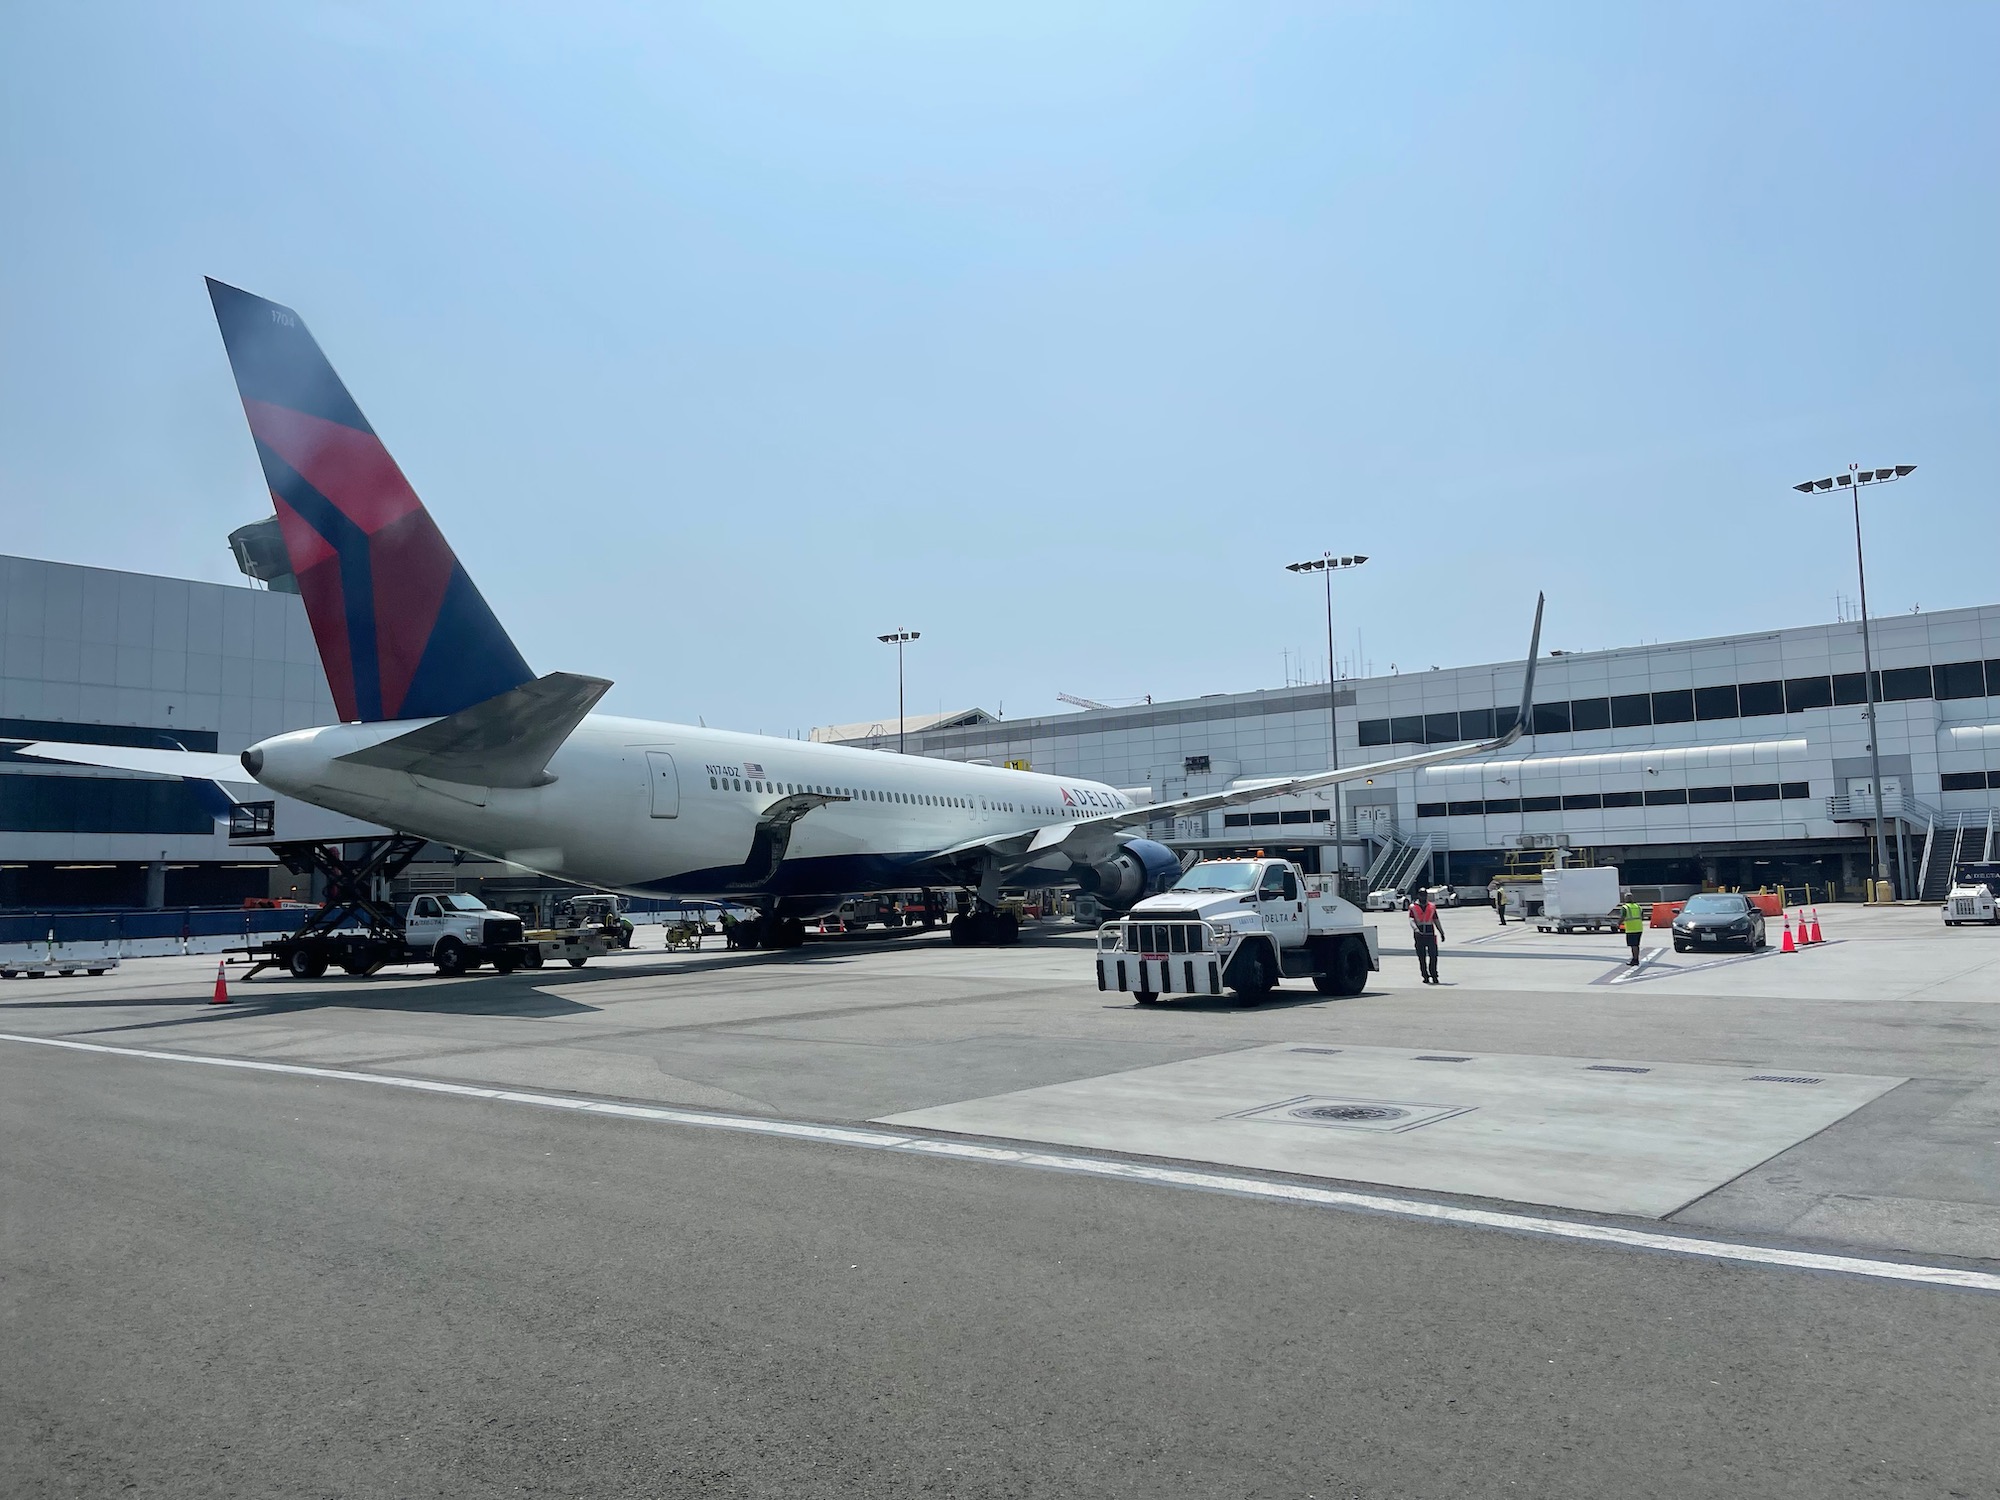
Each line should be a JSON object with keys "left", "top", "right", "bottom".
{"left": 23, "top": 280, "right": 1544, "bottom": 947}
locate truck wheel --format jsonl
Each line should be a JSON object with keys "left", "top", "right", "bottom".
{"left": 287, "top": 945, "right": 328, "bottom": 980}
{"left": 434, "top": 937, "right": 469, "bottom": 976}
{"left": 1133, "top": 991, "right": 1160, "bottom": 1006}
{"left": 1229, "top": 945, "right": 1275, "bottom": 1006}
{"left": 338, "top": 951, "right": 375, "bottom": 976}
{"left": 1312, "top": 939, "right": 1369, "bottom": 997}
{"left": 567, "top": 955, "right": 589, "bottom": 968}
{"left": 493, "top": 952, "right": 518, "bottom": 975}
{"left": 523, "top": 947, "right": 545, "bottom": 969}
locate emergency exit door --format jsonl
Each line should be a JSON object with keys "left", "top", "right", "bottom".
{"left": 646, "top": 752, "right": 680, "bottom": 817}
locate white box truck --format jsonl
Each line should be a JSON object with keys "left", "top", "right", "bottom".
{"left": 1536, "top": 866, "right": 1624, "bottom": 934}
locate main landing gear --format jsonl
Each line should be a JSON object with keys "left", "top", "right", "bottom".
{"left": 948, "top": 907, "right": 1019, "bottom": 947}
{"left": 725, "top": 914, "right": 808, "bottom": 950}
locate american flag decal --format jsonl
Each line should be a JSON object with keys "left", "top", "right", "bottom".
{"left": 744, "top": 762, "right": 765, "bottom": 779}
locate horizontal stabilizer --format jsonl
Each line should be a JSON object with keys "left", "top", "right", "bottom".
{"left": 15, "top": 742, "right": 257, "bottom": 785}
{"left": 335, "top": 672, "right": 611, "bottom": 788}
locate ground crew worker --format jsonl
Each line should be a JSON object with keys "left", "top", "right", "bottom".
{"left": 1621, "top": 899, "right": 1645, "bottom": 966}
{"left": 1409, "top": 894, "right": 1445, "bottom": 984}
{"left": 1492, "top": 887, "right": 1508, "bottom": 925}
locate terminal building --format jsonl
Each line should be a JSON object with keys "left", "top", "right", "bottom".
{"left": 831, "top": 604, "right": 2000, "bottom": 903}
{"left": 9, "top": 540, "right": 2000, "bottom": 911}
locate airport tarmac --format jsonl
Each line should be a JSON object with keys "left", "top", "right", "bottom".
{"left": 6, "top": 903, "right": 2000, "bottom": 1496}
{"left": 5, "top": 901, "right": 1999, "bottom": 1259}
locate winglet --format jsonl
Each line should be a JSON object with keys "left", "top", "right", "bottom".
{"left": 1497, "top": 592, "right": 1545, "bottom": 749}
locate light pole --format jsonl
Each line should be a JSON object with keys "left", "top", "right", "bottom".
{"left": 1285, "top": 553, "right": 1369, "bottom": 884}
{"left": 876, "top": 629, "right": 921, "bottom": 754}
{"left": 1792, "top": 464, "right": 1915, "bottom": 900}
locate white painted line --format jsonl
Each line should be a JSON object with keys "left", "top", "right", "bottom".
{"left": 6, "top": 1030, "right": 1998, "bottom": 1295}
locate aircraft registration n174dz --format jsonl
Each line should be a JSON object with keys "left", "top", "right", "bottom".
{"left": 26, "top": 281, "right": 1544, "bottom": 949}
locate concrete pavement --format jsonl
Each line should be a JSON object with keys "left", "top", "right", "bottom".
{"left": 6, "top": 1043, "right": 1999, "bottom": 1500}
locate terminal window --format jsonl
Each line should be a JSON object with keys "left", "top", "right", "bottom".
{"left": 1601, "top": 790, "right": 1644, "bottom": 807}
{"left": 0, "top": 775, "right": 215, "bottom": 835}
{"left": 1568, "top": 697, "right": 1611, "bottom": 733}
{"left": 1562, "top": 793, "right": 1602, "bottom": 810}
{"left": 1880, "top": 666, "right": 1934, "bottom": 701}
{"left": 1650, "top": 689, "right": 1695, "bottom": 724}
{"left": 1521, "top": 795, "right": 1562, "bottom": 812}
{"left": 1935, "top": 662, "right": 1986, "bottom": 699}
{"left": 1737, "top": 680, "right": 1784, "bottom": 717}
{"left": 1417, "top": 802, "right": 1447, "bottom": 819}
{"left": 1783, "top": 676, "right": 1833, "bottom": 712}
{"left": 1941, "top": 771, "right": 1992, "bottom": 792}
{"left": 1644, "top": 788, "right": 1688, "bottom": 806}
{"left": 1781, "top": 781, "right": 1811, "bottom": 799}
{"left": 1354, "top": 655, "right": 1997, "bottom": 753}
{"left": 1687, "top": 786, "right": 1732, "bottom": 804}
{"left": 1733, "top": 783, "right": 1780, "bottom": 801}
{"left": 1694, "top": 685, "right": 1740, "bottom": 720}
{"left": 1610, "top": 693, "right": 1652, "bottom": 728}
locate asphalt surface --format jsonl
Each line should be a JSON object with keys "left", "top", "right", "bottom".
{"left": 6, "top": 1044, "right": 1999, "bottom": 1500}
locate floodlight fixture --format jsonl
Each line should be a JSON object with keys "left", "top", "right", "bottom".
{"left": 876, "top": 629, "right": 921, "bottom": 753}
{"left": 1790, "top": 462, "right": 1918, "bottom": 895}
{"left": 1285, "top": 550, "right": 1371, "bottom": 884}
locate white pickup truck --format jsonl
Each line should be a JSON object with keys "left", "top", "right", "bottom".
{"left": 270, "top": 892, "right": 533, "bottom": 978}
{"left": 1095, "top": 856, "right": 1379, "bottom": 1006}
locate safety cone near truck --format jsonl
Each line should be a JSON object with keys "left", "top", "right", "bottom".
{"left": 1780, "top": 916, "right": 1796, "bottom": 954}
{"left": 210, "top": 961, "right": 230, "bottom": 1005}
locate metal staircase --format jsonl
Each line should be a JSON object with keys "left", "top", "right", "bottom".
{"left": 1919, "top": 810, "right": 1998, "bottom": 902}
{"left": 1364, "top": 829, "right": 1437, "bottom": 894}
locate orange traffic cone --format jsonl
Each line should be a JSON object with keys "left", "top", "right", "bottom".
{"left": 210, "top": 960, "right": 231, "bottom": 1005}
{"left": 1808, "top": 909, "right": 1823, "bottom": 944}
{"left": 1780, "top": 916, "right": 1796, "bottom": 953}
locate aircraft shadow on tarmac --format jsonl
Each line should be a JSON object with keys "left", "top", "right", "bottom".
{"left": 1104, "top": 988, "right": 1380, "bottom": 1014}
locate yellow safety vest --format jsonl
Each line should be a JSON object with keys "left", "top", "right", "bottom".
{"left": 1622, "top": 903, "right": 1645, "bottom": 933}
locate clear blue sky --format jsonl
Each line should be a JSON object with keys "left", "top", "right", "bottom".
{"left": 3, "top": 2, "right": 1994, "bottom": 734}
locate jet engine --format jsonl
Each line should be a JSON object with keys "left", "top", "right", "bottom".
{"left": 1070, "top": 838, "right": 1183, "bottom": 912}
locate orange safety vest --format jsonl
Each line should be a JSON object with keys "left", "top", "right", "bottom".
{"left": 1409, "top": 901, "right": 1440, "bottom": 931}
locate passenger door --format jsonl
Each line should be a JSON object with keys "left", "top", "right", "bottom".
{"left": 646, "top": 752, "right": 680, "bottom": 818}
{"left": 1259, "top": 864, "right": 1304, "bottom": 946}
{"left": 406, "top": 895, "right": 443, "bottom": 952}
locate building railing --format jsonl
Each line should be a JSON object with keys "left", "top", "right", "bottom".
{"left": 1826, "top": 791, "right": 1938, "bottom": 825}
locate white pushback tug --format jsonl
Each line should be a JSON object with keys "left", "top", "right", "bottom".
{"left": 1096, "top": 856, "right": 1379, "bottom": 1006}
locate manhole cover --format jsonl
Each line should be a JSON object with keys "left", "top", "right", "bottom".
{"left": 1292, "top": 1103, "right": 1408, "bottom": 1124}
{"left": 1225, "top": 1095, "right": 1473, "bottom": 1134}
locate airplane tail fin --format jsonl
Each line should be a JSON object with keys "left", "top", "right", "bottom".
{"left": 206, "top": 278, "right": 534, "bottom": 723}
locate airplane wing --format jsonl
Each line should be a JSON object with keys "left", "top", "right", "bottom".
{"left": 13, "top": 742, "right": 259, "bottom": 786}
{"left": 933, "top": 592, "right": 1545, "bottom": 868}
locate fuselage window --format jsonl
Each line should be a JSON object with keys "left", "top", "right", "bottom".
{"left": 709, "top": 777, "right": 718, "bottom": 789}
